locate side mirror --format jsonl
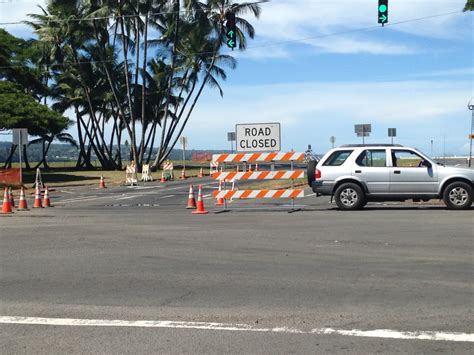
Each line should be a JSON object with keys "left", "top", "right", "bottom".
{"left": 422, "top": 160, "right": 432, "bottom": 168}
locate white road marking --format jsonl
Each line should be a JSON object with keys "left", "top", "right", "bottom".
{"left": 203, "top": 194, "right": 212, "bottom": 198}
{"left": 160, "top": 195, "right": 176, "bottom": 199}
{"left": 60, "top": 190, "right": 75, "bottom": 194}
{"left": 117, "top": 195, "right": 140, "bottom": 200}
{"left": 305, "top": 193, "right": 316, "bottom": 197}
{"left": 0, "top": 316, "right": 471, "bottom": 342}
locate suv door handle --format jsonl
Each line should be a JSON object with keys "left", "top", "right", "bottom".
{"left": 394, "top": 170, "right": 401, "bottom": 174}
{"left": 355, "top": 170, "right": 362, "bottom": 174}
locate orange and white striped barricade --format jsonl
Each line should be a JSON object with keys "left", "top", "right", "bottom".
{"left": 141, "top": 164, "right": 153, "bottom": 182}
{"left": 162, "top": 161, "right": 174, "bottom": 181}
{"left": 125, "top": 164, "right": 138, "bottom": 186}
{"left": 211, "top": 152, "right": 305, "bottom": 211}
{"left": 209, "top": 161, "right": 219, "bottom": 175}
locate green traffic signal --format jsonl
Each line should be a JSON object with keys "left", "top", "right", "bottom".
{"left": 378, "top": 0, "right": 388, "bottom": 24}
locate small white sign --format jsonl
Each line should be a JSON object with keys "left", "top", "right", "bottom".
{"left": 236, "top": 123, "right": 281, "bottom": 152}
{"left": 12, "top": 128, "right": 28, "bottom": 145}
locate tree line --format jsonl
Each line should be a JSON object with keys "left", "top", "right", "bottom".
{"left": 0, "top": 0, "right": 262, "bottom": 170}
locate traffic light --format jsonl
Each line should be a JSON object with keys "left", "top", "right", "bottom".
{"left": 225, "top": 12, "right": 236, "bottom": 49}
{"left": 378, "top": 0, "right": 388, "bottom": 25}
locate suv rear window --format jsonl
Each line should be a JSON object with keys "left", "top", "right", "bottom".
{"left": 323, "top": 150, "right": 353, "bottom": 166}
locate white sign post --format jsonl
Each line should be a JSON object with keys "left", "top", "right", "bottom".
{"left": 235, "top": 123, "right": 281, "bottom": 152}
{"left": 12, "top": 128, "right": 28, "bottom": 186}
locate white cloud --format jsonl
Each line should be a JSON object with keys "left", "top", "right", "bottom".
{"left": 185, "top": 78, "right": 473, "bottom": 154}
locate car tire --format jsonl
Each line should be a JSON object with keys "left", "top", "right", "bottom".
{"left": 443, "top": 182, "right": 473, "bottom": 210}
{"left": 307, "top": 160, "right": 317, "bottom": 187}
{"left": 334, "top": 183, "right": 366, "bottom": 210}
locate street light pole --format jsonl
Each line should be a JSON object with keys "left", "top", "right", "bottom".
{"left": 468, "top": 99, "right": 474, "bottom": 167}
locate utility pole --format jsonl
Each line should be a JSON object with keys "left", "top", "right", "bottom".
{"left": 468, "top": 99, "right": 474, "bottom": 167}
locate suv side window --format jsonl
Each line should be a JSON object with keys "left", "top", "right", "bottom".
{"left": 391, "top": 150, "right": 424, "bottom": 167}
{"left": 323, "top": 150, "right": 353, "bottom": 166}
{"left": 356, "top": 150, "right": 387, "bottom": 167}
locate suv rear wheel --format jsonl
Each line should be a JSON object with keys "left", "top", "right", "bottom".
{"left": 334, "top": 183, "right": 366, "bottom": 210}
{"left": 443, "top": 182, "right": 473, "bottom": 210}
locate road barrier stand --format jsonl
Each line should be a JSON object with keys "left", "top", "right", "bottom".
{"left": 125, "top": 164, "right": 138, "bottom": 186}
{"left": 211, "top": 152, "right": 305, "bottom": 213}
{"left": 209, "top": 161, "right": 219, "bottom": 175}
{"left": 34, "top": 168, "right": 43, "bottom": 189}
{"left": 141, "top": 164, "right": 153, "bottom": 182}
{"left": 162, "top": 160, "right": 174, "bottom": 181}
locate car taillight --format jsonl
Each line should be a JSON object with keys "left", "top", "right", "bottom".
{"left": 315, "top": 169, "right": 321, "bottom": 179}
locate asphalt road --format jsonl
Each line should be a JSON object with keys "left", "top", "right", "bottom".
{"left": 1, "top": 177, "right": 473, "bottom": 354}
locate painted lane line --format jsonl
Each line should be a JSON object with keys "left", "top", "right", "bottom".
{"left": 57, "top": 196, "right": 115, "bottom": 204}
{"left": 159, "top": 195, "right": 176, "bottom": 199}
{"left": 306, "top": 193, "right": 316, "bottom": 197}
{"left": 117, "top": 195, "right": 141, "bottom": 201}
{"left": 57, "top": 195, "right": 99, "bottom": 202}
{"left": 0, "top": 316, "right": 471, "bottom": 343}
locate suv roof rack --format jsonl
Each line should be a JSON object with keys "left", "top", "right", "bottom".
{"left": 339, "top": 144, "right": 404, "bottom": 148}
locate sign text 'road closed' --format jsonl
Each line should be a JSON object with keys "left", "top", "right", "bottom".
{"left": 236, "top": 123, "right": 281, "bottom": 152}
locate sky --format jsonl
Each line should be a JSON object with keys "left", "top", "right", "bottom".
{"left": 1, "top": 0, "right": 473, "bottom": 156}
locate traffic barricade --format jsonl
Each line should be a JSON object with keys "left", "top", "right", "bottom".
{"left": 141, "top": 164, "right": 153, "bottom": 182}
{"left": 211, "top": 152, "right": 305, "bottom": 212}
{"left": 125, "top": 164, "right": 138, "bottom": 186}
{"left": 162, "top": 160, "right": 174, "bottom": 180}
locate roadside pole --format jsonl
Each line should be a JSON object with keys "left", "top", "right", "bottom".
{"left": 468, "top": 99, "right": 474, "bottom": 168}
{"left": 18, "top": 132, "right": 23, "bottom": 186}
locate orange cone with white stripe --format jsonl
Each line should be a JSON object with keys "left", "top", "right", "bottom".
{"left": 99, "top": 175, "right": 106, "bottom": 188}
{"left": 179, "top": 168, "right": 186, "bottom": 180}
{"left": 9, "top": 187, "right": 15, "bottom": 207}
{"left": 248, "top": 164, "right": 252, "bottom": 172}
{"left": 42, "top": 186, "right": 51, "bottom": 207}
{"left": 192, "top": 184, "right": 208, "bottom": 214}
{"left": 160, "top": 171, "right": 166, "bottom": 183}
{"left": 2, "top": 187, "right": 12, "bottom": 214}
{"left": 33, "top": 186, "right": 42, "bottom": 208}
{"left": 17, "top": 186, "right": 28, "bottom": 210}
{"left": 216, "top": 180, "right": 225, "bottom": 206}
{"left": 198, "top": 167, "right": 204, "bottom": 178}
{"left": 186, "top": 184, "right": 196, "bottom": 209}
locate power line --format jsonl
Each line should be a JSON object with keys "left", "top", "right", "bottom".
{"left": 0, "top": 10, "right": 465, "bottom": 70}
{"left": 0, "top": 1, "right": 269, "bottom": 26}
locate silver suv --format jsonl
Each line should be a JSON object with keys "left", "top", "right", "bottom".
{"left": 307, "top": 144, "right": 474, "bottom": 210}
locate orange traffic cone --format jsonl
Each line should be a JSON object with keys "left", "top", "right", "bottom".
{"left": 160, "top": 171, "right": 166, "bottom": 183}
{"left": 9, "top": 186, "right": 15, "bottom": 207}
{"left": 192, "top": 184, "right": 208, "bottom": 214}
{"left": 255, "top": 164, "right": 259, "bottom": 171}
{"left": 99, "top": 175, "right": 106, "bottom": 188}
{"left": 179, "top": 168, "right": 186, "bottom": 180}
{"left": 2, "top": 187, "right": 12, "bottom": 214}
{"left": 248, "top": 164, "right": 253, "bottom": 172}
{"left": 198, "top": 167, "right": 204, "bottom": 178}
{"left": 17, "top": 186, "right": 28, "bottom": 210}
{"left": 216, "top": 180, "right": 225, "bottom": 206}
{"left": 33, "top": 186, "right": 42, "bottom": 208}
{"left": 186, "top": 184, "right": 197, "bottom": 209}
{"left": 43, "top": 186, "right": 51, "bottom": 207}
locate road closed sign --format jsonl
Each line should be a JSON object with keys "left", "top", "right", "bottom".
{"left": 235, "top": 123, "right": 281, "bottom": 152}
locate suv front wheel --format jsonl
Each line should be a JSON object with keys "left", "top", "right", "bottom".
{"left": 334, "top": 183, "right": 366, "bottom": 210}
{"left": 443, "top": 182, "right": 473, "bottom": 210}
